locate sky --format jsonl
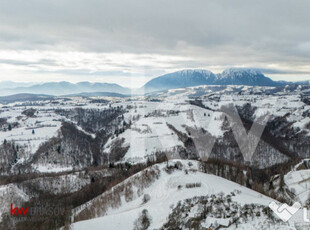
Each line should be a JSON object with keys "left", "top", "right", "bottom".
{"left": 0, "top": 0, "right": 310, "bottom": 87}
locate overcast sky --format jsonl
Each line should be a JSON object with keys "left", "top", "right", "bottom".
{"left": 0, "top": 0, "right": 309, "bottom": 87}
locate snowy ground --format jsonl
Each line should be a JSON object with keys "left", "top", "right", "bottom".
{"left": 284, "top": 160, "right": 310, "bottom": 205}
{"left": 0, "top": 107, "right": 62, "bottom": 156}
{"left": 104, "top": 101, "right": 226, "bottom": 163}
{"left": 104, "top": 92, "right": 310, "bottom": 163}
{"left": 70, "top": 160, "right": 288, "bottom": 230}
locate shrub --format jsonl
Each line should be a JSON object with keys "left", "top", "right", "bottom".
{"left": 133, "top": 209, "right": 151, "bottom": 230}
{"left": 142, "top": 194, "right": 151, "bottom": 204}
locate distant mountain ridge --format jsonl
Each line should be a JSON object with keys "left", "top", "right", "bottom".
{"left": 0, "top": 93, "right": 54, "bottom": 104}
{"left": 63, "top": 91, "right": 129, "bottom": 98}
{"left": 0, "top": 81, "right": 132, "bottom": 96}
{"left": 0, "top": 68, "right": 309, "bottom": 96}
{"left": 0, "top": 81, "right": 35, "bottom": 89}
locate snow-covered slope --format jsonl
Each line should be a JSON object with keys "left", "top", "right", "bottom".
{"left": 102, "top": 91, "right": 310, "bottom": 167}
{"left": 103, "top": 100, "right": 224, "bottom": 163}
{"left": 0, "top": 107, "right": 61, "bottom": 156}
{"left": 69, "top": 160, "right": 293, "bottom": 230}
{"left": 283, "top": 159, "right": 310, "bottom": 205}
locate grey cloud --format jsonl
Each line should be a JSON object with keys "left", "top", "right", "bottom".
{"left": 0, "top": 59, "right": 57, "bottom": 66}
{"left": 35, "top": 69, "right": 134, "bottom": 77}
{"left": 0, "top": 0, "right": 309, "bottom": 82}
{"left": 258, "top": 68, "right": 310, "bottom": 75}
{"left": 0, "top": 1, "right": 309, "bottom": 52}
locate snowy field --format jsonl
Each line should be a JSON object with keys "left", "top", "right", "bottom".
{"left": 70, "top": 160, "right": 295, "bottom": 230}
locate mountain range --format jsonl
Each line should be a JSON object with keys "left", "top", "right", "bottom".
{"left": 1, "top": 68, "right": 309, "bottom": 96}
{"left": 0, "top": 81, "right": 132, "bottom": 96}
{"left": 142, "top": 68, "right": 282, "bottom": 92}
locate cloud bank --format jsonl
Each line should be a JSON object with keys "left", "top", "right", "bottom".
{"left": 0, "top": 0, "right": 309, "bottom": 87}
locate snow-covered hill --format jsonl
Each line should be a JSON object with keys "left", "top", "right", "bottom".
{"left": 277, "top": 159, "right": 310, "bottom": 205}
{"left": 69, "top": 160, "right": 293, "bottom": 230}
{"left": 103, "top": 90, "right": 310, "bottom": 167}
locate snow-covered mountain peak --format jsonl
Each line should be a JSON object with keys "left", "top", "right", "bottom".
{"left": 221, "top": 68, "right": 263, "bottom": 78}
{"left": 177, "top": 69, "right": 213, "bottom": 77}
{"left": 212, "top": 68, "right": 278, "bottom": 86}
